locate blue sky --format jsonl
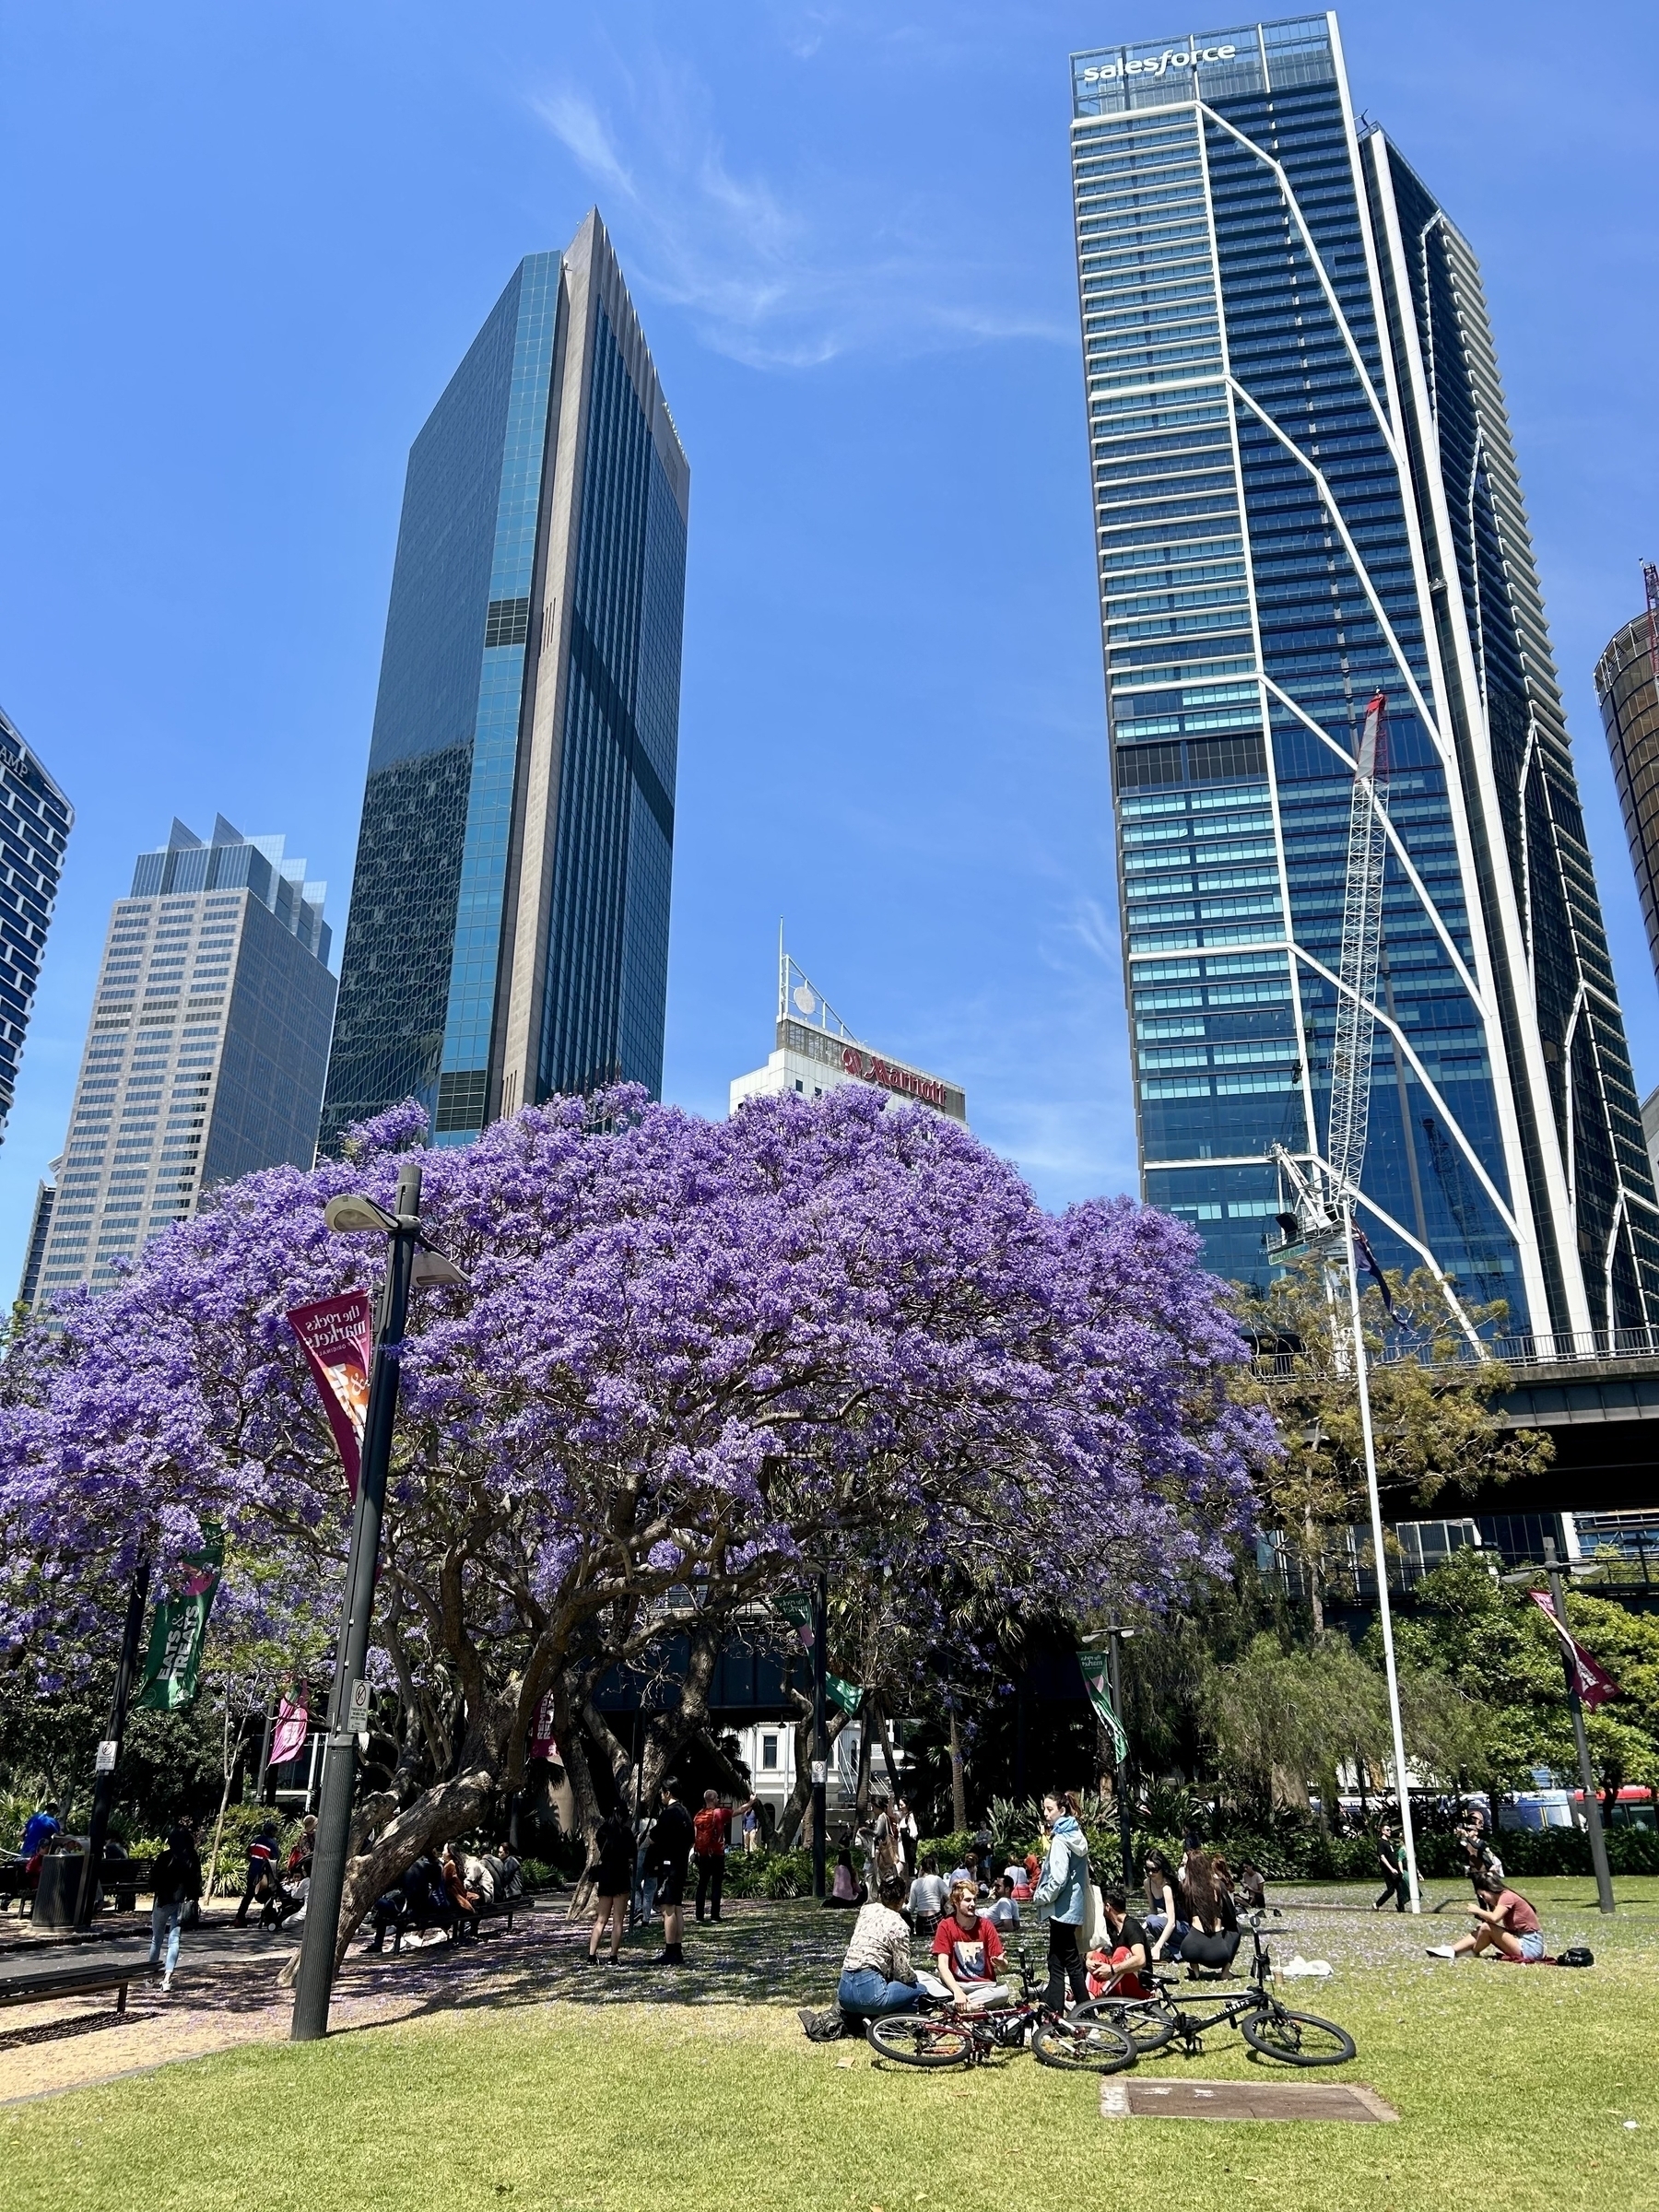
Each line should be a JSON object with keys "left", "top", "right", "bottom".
{"left": 0, "top": 1, "right": 1654, "bottom": 1287}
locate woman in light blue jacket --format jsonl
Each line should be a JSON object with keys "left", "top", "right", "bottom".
{"left": 1031, "top": 1790, "right": 1091, "bottom": 2010}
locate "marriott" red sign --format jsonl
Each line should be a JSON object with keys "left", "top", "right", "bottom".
{"left": 841, "top": 1044, "right": 948, "bottom": 1109}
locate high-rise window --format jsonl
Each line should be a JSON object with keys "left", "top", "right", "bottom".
{"left": 320, "top": 213, "right": 689, "bottom": 1155}
{"left": 1071, "top": 16, "right": 1659, "bottom": 1340}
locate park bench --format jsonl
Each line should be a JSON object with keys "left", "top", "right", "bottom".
{"left": 0, "top": 1954, "right": 158, "bottom": 2018}
{"left": 0, "top": 1861, "right": 36, "bottom": 1914}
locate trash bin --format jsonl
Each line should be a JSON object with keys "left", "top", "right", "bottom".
{"left": 34, "top": 1853, "right": 94, "bottom": 1928}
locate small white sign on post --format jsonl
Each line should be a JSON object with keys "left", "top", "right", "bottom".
{"left": 95, "top": 1740, "right": 118, "bottom": 1774}
{"left": 347, "top": 1678, "right": 371, "bottom": 1731}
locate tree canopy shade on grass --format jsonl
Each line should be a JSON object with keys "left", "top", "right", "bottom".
{"left": 0, "top": 1085, "right": 1274, "bottom": 1954}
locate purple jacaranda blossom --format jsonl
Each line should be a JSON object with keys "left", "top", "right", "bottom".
{"left": 0, "top": 1083, "right": 1275, "bottom": 1957}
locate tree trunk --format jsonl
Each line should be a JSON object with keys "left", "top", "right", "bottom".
{"left": 947, "top": 1700, "right": 966, "bottom": 1831}
{"left": 853, "top": 1697, "right": 874, "bottom": 1815}
{"left": 871, "top": 1703, "right": 903, "bottom": 1802}
{"left": 1305, "top": 1505, "right": 1326, "bottom": 1637}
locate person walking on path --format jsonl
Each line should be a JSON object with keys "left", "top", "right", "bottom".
{"left": 585, "top": 1809, "right": 634, "bottom": 1966}
{"left": 148, "top": 1821, "right": 201, "bottom": 1994}
{"left": 649, "top": 1780, "right": 695, "bottom": 1966}
{"left": 740, "top": 1797, "right": 762, "bottom": 1855}
{"left": 693, "top": 1790, "right": 727, "bottom": 1924}
{"left": 232, "top": 1819, "right": 280, "bottom": 1927}
{"left": 1373, "top": 1822, "right": 1407, "bottom": 1913}
{"left": 1032, "top": 1789, "right": 1092, "bottom": 2012}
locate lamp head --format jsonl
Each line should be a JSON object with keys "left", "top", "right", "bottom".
{"left": 324, "top": 1194, "right": 398, "bottom": 1235}
{"left": 411, "top": 1247, "right": 467, "bottom": 1288}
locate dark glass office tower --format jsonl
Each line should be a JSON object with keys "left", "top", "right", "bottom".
{"left": 321, "top": 212, "right": 689, "bottom": 1154}
{"left": 1070, "top": 14, "right": 1659, "bottom": 1340}
{"left": 1595, "top": 610, "right": 1659, "bottom": 997}
{"left": 0, "top": 704, "right": 72, "bottom": 1146}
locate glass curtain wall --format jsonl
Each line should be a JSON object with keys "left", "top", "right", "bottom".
{"left": 1071, "top": 15, "right": 1659, "bottom": 1336}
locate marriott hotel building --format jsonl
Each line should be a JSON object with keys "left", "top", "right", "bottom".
{"left": 1071, "top": 13, "right": 1659, "bottom": 1340}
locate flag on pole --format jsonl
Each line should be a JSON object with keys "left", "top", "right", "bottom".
{"left": 270, "top": 1691, "right": 309, "bottom": 1767}
{"left": 288, "top": 1290, "right": 375, "bottom": 1496}
{"left": 1078, "top": 1650, "right": 1129, "bottom": 1764}
{"left": 1529, "top": 1590, "right": 1620, "bottom": 1710}
{"left": 135, "top": 1524, "right": 224, "bottom": 1712}
{"left": 1353, "top": 1227, "right": 1395, "bottom": 1315}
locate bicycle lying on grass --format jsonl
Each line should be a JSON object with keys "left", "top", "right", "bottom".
{"left": 1076, "top": 1912, "right": 1357, "bottom": 2067}
{"left": 865, "top": 1951, "right": 1137, "bottom": 2074}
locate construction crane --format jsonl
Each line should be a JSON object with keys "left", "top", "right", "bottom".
{"left": 1270, "top": 690, "right": 1390, "bottom": 1247}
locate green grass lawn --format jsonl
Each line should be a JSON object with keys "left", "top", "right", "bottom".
{"left": 6, "top": 1879, "right": 1656, "bottom": 2212}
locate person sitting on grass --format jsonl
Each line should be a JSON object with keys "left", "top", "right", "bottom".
{"left": 1234, "top": 1859, "right": 1267, "bottom": 1912}
{"left": 986, "top": 1874, "right": 1020, "bottom": 1932}
{"left": 1175, "top": 1849, "right": 1241, "bottom": 1974}
{"left": 1088, "top": 1884, "right": 1153, "bottom": 2000}
{"left": 930, "top": 1877, "right": 1010, "bottom": 2010}
{"left": 1428, "top": 1877, "right": 1545, "bottom": 1964}
{"left": 823, "top": 1847, "right": 865, "bottom": 1909}
{"left": 826, "top": 1872, "right": 922, "bottom": 2028}
{"left": 906, "top": 1853, "right": 948, "bottom": 1937}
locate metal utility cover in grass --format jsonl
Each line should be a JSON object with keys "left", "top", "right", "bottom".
{"left": 1101, "top": 2079, "right": 1398, "bottom": 2124}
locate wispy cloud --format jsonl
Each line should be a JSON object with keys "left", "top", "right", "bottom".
{"left": 527, "top": 65, "right": 1069, "bottom": 370}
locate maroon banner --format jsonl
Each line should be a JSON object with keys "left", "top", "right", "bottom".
{"left": 288, "top": 1291, "right": 374, "bottom": 1497}
{"left": 1529, "top": 1590, "right": 1620, "bottom": 1711}
{"left": 271, "top": 1692, "right": 309, "bottom": 1767}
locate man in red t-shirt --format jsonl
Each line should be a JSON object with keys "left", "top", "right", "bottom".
{"left": 931, "top": 1878, "right": 1009, "bottom": 2008}
{"left": 1428, "top": 1877, "right": 1545, "bottom": 1963}
{"left": 693, "top": 1791, "right": 728, "bottom": 1924}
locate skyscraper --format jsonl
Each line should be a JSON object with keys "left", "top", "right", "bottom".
{"left": 320, "top": 211, "right": 688, "bottom": 1155}
{"left": 35, "top": 818, "right": 335, "bottom": 1299}
{"left": 1070, "top": 13, "right": 1659, "bottom": 1340}
{"left": 1594, "top": 606, "right": 1659, "bottom": 998}
{"left": 0, "top": 704, "right": 72, "bottom": 1147}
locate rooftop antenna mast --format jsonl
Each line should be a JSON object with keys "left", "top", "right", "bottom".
{"left": 1642, "top": 561, "right": 1659, "bottom": 688}
{"left": 776, "top": 925, "right": 861, "bottom": 1044}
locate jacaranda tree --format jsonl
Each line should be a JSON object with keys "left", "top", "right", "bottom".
{"left": 0, "top": 1085, "right": 1273, "bottom": 1959}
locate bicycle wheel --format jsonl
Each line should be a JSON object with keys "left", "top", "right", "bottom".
{"left": 865, "top": 2014, "right": 975, "bottom": 2068}
{"left": 1030, "top": 2014, "right": 1138, "bottom": 2075}
{"left": 1240, "top": 2006, "right": 1357, "bottom": 2067}
{"left": 1072, "top": 1995, "right": 1178, "bottom": 2055}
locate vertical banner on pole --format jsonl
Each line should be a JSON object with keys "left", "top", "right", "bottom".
{"left": 135, "top": 1524, "right": 224, "bottom": 1711}
{"left": 288, "top": 1291, "right": 375, "bottom": 1496}
{"left": 270, "top": 1691, "right": 310, "bottom": 1768}
{"left": 1528, "top": 1592, "right": 1620, "bottom": 1708}
{"left": 1078, "top": 1649, "right": 1129, "bottom": 1764}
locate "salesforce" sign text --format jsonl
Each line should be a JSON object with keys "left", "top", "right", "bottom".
{"left": 1080, "top": 44, "right": 1237, "bottom": 84}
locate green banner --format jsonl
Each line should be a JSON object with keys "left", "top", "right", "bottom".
{"left": 1078, "top": 1649, "right": 1128, "bottom": 1765}
{"left": 135, "top": 1525, "right": 223, "bottom": 1712}
{"left": 827, "top": 1673, "right": 863, "bottom": 1718}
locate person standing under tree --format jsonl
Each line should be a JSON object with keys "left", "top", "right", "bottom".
{"left": 1032, "top": 1790, "right": 1092, "bottom": 2012}
{"left": 148, "top": 1820, "right": 201, "bottom": 1994}
{"left": 1373, "top": 1821, "right": 1407, "bottom": 1913}
{"left": 584, "top": 1808, "right": 634, "bottom": 1967}
{"left": 649, "top": 1780, "right": 695, "bottom": 1967}
{"left": 692, "top": 1790, "right": 727, "bottom": 1924}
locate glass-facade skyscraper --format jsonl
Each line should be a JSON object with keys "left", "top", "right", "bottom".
{"left": 36, "top": 818, "right": 335, "bottom": 1298}
{"left": 0, "top": 703, "right": 72, "bottom": 1148}
{"left": 1070, "top": 13, "right": 1659, "bottom": 1341}
{"left": 320, "top": 210, "right": 688, "bottom": 1154}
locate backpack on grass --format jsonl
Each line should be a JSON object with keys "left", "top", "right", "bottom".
{"left": 1554, "top": 1946, "right": 1594, "bottom": 1969}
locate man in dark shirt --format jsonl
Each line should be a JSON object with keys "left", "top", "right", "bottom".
{"left": 1093, "top": 1884, "right": 1153, "bottom": 1998}
{"left": 649, "top": 1780, "right": 696, "bottom": 1967}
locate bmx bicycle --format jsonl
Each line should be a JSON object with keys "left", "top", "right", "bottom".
{"left": 1077, "top": 1912, "right": 1357, "bottom": 2067}
{"left": 865, "top": 1949, "right": 1136, "bottom": 2074}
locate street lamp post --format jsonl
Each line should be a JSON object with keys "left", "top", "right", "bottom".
{"left": 1341, "top": 1193, "right": 1421, "bottom": 1913}
{"left": 74, "top": 1555, "right": 153, "bottom": 1930}
{"left": 1105, "top": 1625, "right": 1135, "bottom": 1896}
{"left": 810, "top": 1571, "right": 828, "bottom": 1901}
{"left": 290, "top": 1159, "right": 430, "bottom": 2042}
